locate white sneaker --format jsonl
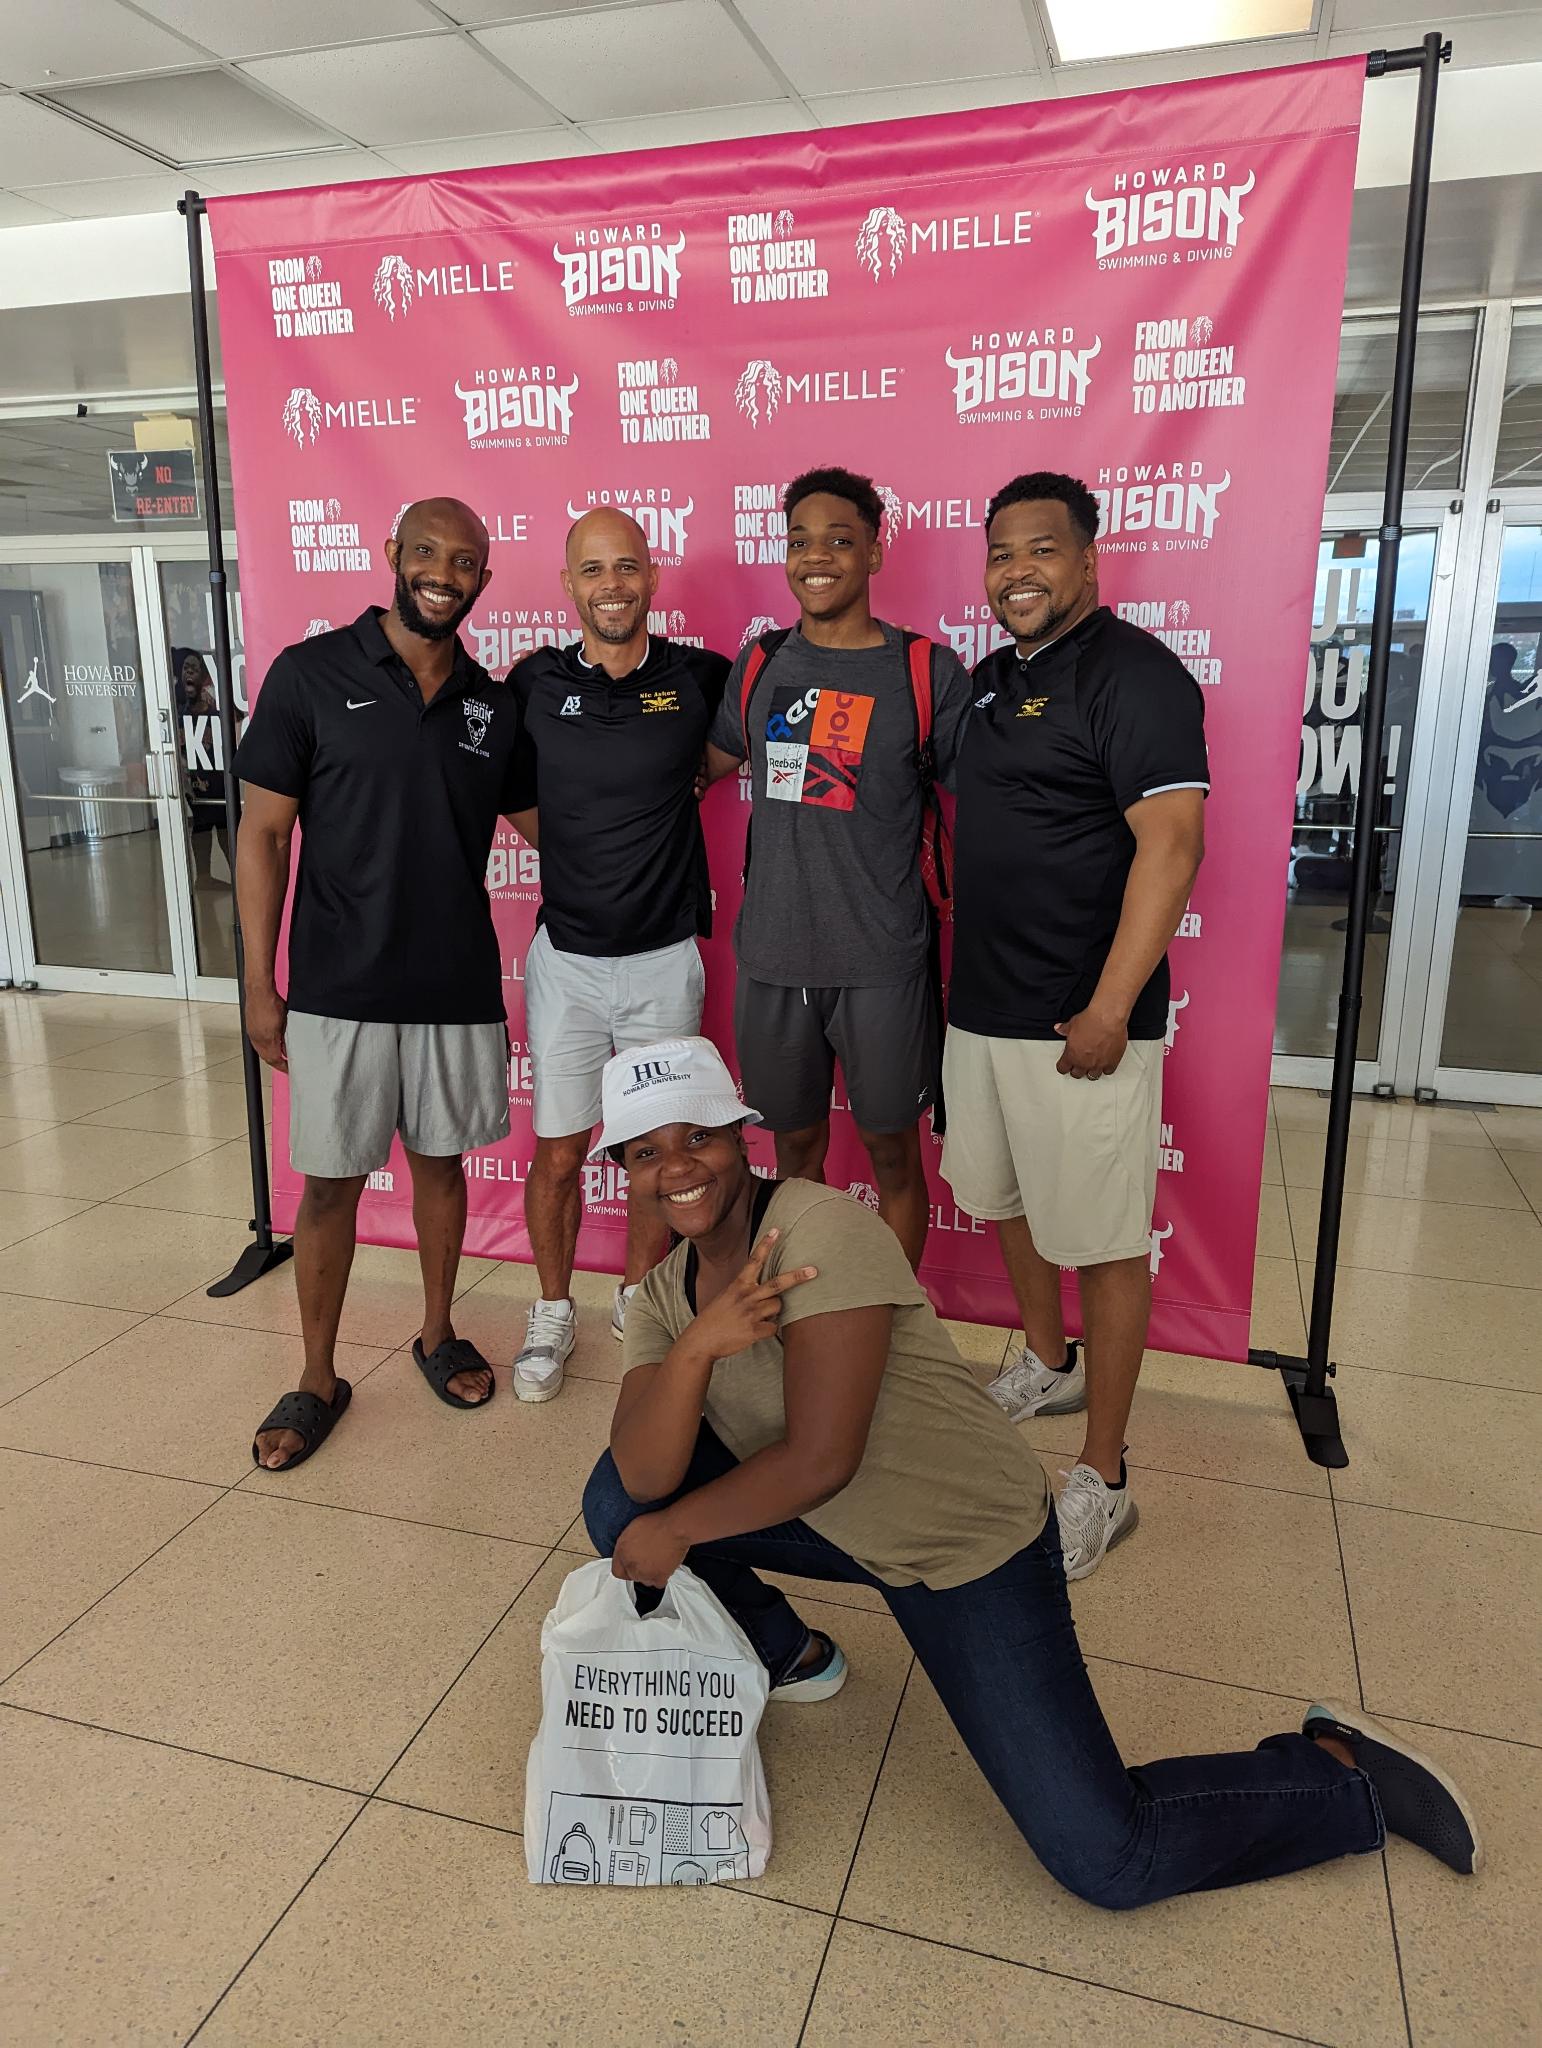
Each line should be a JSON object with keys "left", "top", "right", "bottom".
{"left": 1057, "top": 1459, "right": 1139, "bottom": 1580}
{"left": 611, "top": 1282, "right": 637, "bottom": 1342}
{"left": 514, "top": 1299, "right": 574, "bottom": 1403}
{"left": 987, "top": 1341, "right": 1084, "bottom": 1422}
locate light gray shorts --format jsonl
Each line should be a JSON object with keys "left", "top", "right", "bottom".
{"left": 286, "top": 1012, "right": 510, "bottom": 1178}
{"left": 524, "top": 925, "right": 705, "bottom": 1138}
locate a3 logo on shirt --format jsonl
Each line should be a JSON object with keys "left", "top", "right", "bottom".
{"left": 763, "top": 684, "right": 875, "bottom": 813}
{"left": 560, "top": 693, "right": 582, "bottom": 717}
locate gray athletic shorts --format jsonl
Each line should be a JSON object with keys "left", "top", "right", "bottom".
{"left": 733, "top": 970, "right": 938, "bottom": 1135}
{"left": 524, "top": 925, "right": 705, "bottom": 1138}
{"left": 286, "top": 1012, "right": 510, "bottom": 1178}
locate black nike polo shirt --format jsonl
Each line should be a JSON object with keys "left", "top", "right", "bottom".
{"left": 235, "top": 607, "right": 525, "bottom": 1025}
{"left": 949, "top": 605, "right": 1209, "bottom": 1041}
{"left": 509, "top": 636, "right": 729, "bottom": 957}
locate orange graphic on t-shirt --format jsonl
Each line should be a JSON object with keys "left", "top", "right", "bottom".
{"left": 809, "top": 690, "right": 874, "bottom": 751}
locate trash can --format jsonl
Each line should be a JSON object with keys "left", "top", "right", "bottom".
{"left": 59, "top": 767, "right": 124, "bottom": 841}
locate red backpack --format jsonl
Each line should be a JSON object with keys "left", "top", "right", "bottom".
{"left": 738, "top": 627, "right": 952, "bottom": 919}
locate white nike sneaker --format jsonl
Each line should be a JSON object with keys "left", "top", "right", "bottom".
{"left": 987, "top": 1341, "right": 1085, "bottom": 1422}
{"left": 1058, "top": 1458, "right": 1139, "bottom": 1580}
{"left": 612, "top": 1282, "right": 637, "bottom": 1342}
{"left": 514, "top": 1299, "right": 575, "bottom": 1403}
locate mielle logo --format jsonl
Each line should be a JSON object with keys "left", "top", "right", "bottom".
{"left": 281, "top": 387, "right": 417, "bottom": 447}
{"left": 734, "top": 358, "right": 899, "bottom": 427}
{"left": 372, "top": 252, "right": 516, "bottom": 320}
{"left": 855, "top": 204, "right": 1033, "bottom": 279}
{"left": 1086, "top": 163, "right": 1255, "bottom": 265}
{"left": 552, "top": 224, "right": 684, "bottom": 310}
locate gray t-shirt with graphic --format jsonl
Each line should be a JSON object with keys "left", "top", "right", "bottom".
{"left": 710, "top": 622, "right": 970, "bottom": 988}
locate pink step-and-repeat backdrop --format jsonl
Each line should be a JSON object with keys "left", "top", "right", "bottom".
{"left": 207, "top": 57, "right": 1361, "bottom": 1360}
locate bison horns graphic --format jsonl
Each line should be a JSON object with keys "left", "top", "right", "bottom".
{"left": 734, "top": 359, "right": 783, "bottom": 426}
{"left": 282, "top": 387, "right": 323, "bottom": 447}
{"left": 855, "top": 206, "right": 906, "bottom": 280}
{"left": 373, "top": 253, "right": 414, "bottom": 321}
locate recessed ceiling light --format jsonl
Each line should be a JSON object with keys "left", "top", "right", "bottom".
{"left": 1044, "top": 1, "right": 1313, "bottom": 65}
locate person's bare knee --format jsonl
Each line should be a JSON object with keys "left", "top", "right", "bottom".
{"left": 298, "top": 1173, "right": 367, "bottom": 1223}
{"left": 775, "top": 1122, "right": 828, "bottom": 1182}
{"left": 858, "top": 1124, "right": 923, "bottom": 1189}
{"left": 532, "top": 1132, "right": 591, "bottom": 1186}
{"left": 405, "top": 1150, "right": 465, "bottom": 1199}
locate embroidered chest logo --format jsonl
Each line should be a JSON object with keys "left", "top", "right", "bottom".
{"left": 462, "top": 697, "right": 494, "bottom": 750}
{"left": 1016, "top": 696, "right": 1049, "bottom": 719}
{"left": 641, "top": 688, "right": 681, "bottom": 714}
{"left": 764, "top": 686, "right": 875, "bottom": 811}
{"left": 560, "top": 694, "right": 583, "bottom": 717}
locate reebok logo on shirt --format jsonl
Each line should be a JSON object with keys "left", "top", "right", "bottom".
{"left": 763, "top": 685, "right": 874, "bottom": 812}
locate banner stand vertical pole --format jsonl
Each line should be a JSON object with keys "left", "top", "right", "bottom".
{"left": 178, "top": 191, "right": 293, "bottom": 1298}
{"left": 1249, "top": 33, "right": 1449, "bottom": 1466}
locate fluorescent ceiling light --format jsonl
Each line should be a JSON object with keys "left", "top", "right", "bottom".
{"left": 1044, "top": 1, "right": 1313, "bottom": 65}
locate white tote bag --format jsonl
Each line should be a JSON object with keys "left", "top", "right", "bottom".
{"left": 525, "top": 1560, "right": 772, "bottom": 1887}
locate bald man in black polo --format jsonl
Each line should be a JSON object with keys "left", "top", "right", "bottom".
{"left": 236, "top": 498, "right": 528, "bottom": 1472}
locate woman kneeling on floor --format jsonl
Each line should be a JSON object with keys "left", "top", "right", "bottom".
{"left": 583, "top": 1035, "right": 1480, "bottom": 1909}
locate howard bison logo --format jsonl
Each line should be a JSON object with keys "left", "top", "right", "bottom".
{"left": 740, "top": 614, "right": 780, "bottom": 649}
{"left": 734, "top": 359, "right": 783, "bottom": 426}
{"left": 1148, "top": 1221, "right": 1174, "bottom": 1276}
{"left": 774, "top": 208, "right": 795, "bottom": 235}
{"left": 1190, "top": 313, "right": 1215, "bottom": 344}
{"left": 855, "top": 206, "right": 906, "bottom": 280}
{"left": 1164, "top": 989, "right": 1189, "bottom": 1051}
{"left": 876, "top": 482, "right": 903, "bottom": 548}
{"left": 463, "top": 698, "right": 493, "bottom": 749}
{"left": 282, "top": 387, "right": 322, "bottom": 447}
{"left": 373, "top": 254, "right": 415, "bottom": 321}
{"left": 1168, "top": 598, "right": 1191, "bottom": 625}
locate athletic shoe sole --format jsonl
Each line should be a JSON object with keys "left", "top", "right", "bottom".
{"left": 514, "top": 1364, "right": 566, "bottom": 1405}
{"left": 772, "top": 1643, "right": 848, "bottom": 1703}
{"left": 1304, "top": 1700, "right": 1484, "bottom": 1874}
{"left": 1064, "top": 1496, "right": 1140, "bottom": 1581}
{"left": 998, "top": 1378, "right": 1087, "bottom": 1421}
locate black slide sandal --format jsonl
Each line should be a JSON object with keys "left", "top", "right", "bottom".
{"left": 412, "top": 1337, "right": 497, "bottom": 1409}
{"left": 251, "top": 1379, "right": 353, "bottom": 1471}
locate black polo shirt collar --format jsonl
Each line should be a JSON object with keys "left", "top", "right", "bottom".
{"left": 575, "top": 638, "right": 650, "bottom": 678}
{"left": 1001, "top": 604, "right": 1110, "bottom": 693}
{"left": 350, "top": 605, "right": 480, "bottom": 708}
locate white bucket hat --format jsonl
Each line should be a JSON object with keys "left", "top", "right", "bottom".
{"left": 595, "top": 1036, "right": 762, "bottom": 1155}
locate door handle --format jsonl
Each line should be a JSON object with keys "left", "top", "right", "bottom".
{"left": 144, "top": 751, "right": 161, "bottom": 800}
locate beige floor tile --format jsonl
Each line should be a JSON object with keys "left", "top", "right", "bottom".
{"left": 0, "top": 1710, "right": 360, "bottom": 2048}
{"left": 2, "top": 1492, "right": 546, "bottom": 1788}
{"left": 842, "top": 1660, "right": 1404, "bottom": 2046}
{"left": 0, "top": 1189, "right": 93, "bottom": 1253}
{"left": 0, "top": 1018, "right": 139, "bottom": 1062}
{"left": 1064, "top": 1467, "right": 1356, "bottom": 1699}
{"left": 0, "top": 1317, "right": 392, "bottom": 1486}
{"left": 1332, "top": 1370, "right": 1541, "bottom": 1531}
{"left": 0, "top": 1064, "right": 165, "bottom": 1121}
{"left": 79, "top": 1076, "right": 259, "bottom": 1140}
{"left": 1288, "top": 1186, "right": 1542, "bottom": 1285}
{"left": 1338, "top": 1502, "right": 1541, "bottom": 1746}
{"left": 0, "top": 1121, "right": 225, "bottom": 1201}
{"left": 1253, "top": 1182, "right": 1294, "bottom": 1258}
{"left": 0, "top": 1203, "right": 246, "bottom": 1311}
{"left": 452, "top": 1260, "right": 624, "bottom": 1385}
{"left": 0, "top": 1112, "right": 63, "bottom": 1149}
{"left": 243, "top": 1349, "right": 613, "bottom": 1547}
{"left": 1024, "top": 1350, "right": 1328, "bottom": 1498}
{"left": 0, "top": 1294, "right": 143, "bottom": 1405}
{"left": 1250, "top": 1252, "right": 1306, "bottom": 1353}
{"left": 199, "top": 1800, "right": 830, "bottom": 2048}
{"left": 1382, "top": 1717, "right": 1542, "bottom": 2048}
{"left": 1501, "top": 1146, "right": 1542, "bottom": 1210}
{"left": 164, "top": 1242, "right": 497, "bottom": 1349}
{"left": 1478, "top": 1107, "right": 1542, "bottom": 1153}
{"left": 1278, "top": 1127, "right": 1532, "bottom": 1207}
{"left": 1316, "top": 1266, "right": 1542, "bottom": 1393}
{"left": 111, "top": 1139, "right": 265, "bottom": 1220}
{"left": 1272, "top": 1089, "right": 1492, "bottom": 1147}
{"left": 52, "top": 1024, "right": 243, "bottom": 1076}
{"left": 805, "top": 1921, "right": 1289, "bottom": 2046}
{"left": 0, "top": 1448, "right": 218, "bottom": 1677}
{"left": 1258, "top": 1123, "right": 1283, "bottom": 1186}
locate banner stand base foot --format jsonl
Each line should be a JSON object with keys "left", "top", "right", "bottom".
{"left": 207, "top": 1237, "right": 293, "bottom": 1298}
{"left": 1250, "top": 1350, "right": 1349, "bottom": 1467}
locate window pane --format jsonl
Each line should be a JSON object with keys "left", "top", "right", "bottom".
{"left": 0, "top": 409, "right": 229, "bottom": 539}
{"left": 1494, "top": 307, "right": 1542, "bottom": 491}
{"left": 1325, "top": 313, "right": 1477, "bottom": 496}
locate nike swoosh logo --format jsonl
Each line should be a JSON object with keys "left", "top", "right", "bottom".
{"left": 345, "top": 698, "right": 376, "bottom": 711}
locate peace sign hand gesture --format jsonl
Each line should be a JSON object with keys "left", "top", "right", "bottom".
{"left": 691, "top": 1229, "right": 818, "bottom": 1361}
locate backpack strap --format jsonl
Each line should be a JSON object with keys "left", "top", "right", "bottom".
{"left": 738, "top": 629, "right": 791, "bottom": 752}
{"left": 901, "top": 630, "right": 934, "bottom": 749}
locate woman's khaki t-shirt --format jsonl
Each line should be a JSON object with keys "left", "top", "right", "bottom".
{"left": 623, "top": 1180, "right": 1049, "bottom": 1589}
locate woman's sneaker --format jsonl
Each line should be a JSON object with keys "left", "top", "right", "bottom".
{"left": 987, "top": 1341, "right": 1084, "bottom": 1422}
{"left": 1058, "top": 1458, "right": 1138, "bottom": 1579}
{"left": 772, "top": 1632, "right": 848, "bottom": 1703}
{"left": 1302, "top": 1702, "right": 1482, "bottom": 1874}
{"left": 514, "top": 1298, "right": 574, "bottom": 1403}
{"left": 612, "top": 1282, "right": 637, "bottom": 1342}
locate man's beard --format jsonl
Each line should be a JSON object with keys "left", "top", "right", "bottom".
{"left": 395, "top": 568, "right": 473, "bottom": 642}
{"left": 995, "top": 589, "right": 1077, "bottom": 647}
{"left": 583, "top": 598, "right": 642, "bottom": 645}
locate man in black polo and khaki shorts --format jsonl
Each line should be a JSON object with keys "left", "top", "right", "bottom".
{"left": 236, "top": 499, "right": 526, "bottom": 1471}
{"left": 944, "top": 471, "right": 1208, "bottom": 1580}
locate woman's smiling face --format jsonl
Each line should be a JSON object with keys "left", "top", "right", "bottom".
{"left": 620, "top": 1122, "right": 750, "bottom": 1240}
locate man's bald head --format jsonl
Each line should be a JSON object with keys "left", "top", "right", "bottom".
{"left": 397, "top": 496, "right": 490, "bottom": 566}
{"left": 565, "top": 505, "right": 650, "bottom": 569}
{"left": 385, "top": 496, "right": 491, "bottom": 643}
{"left": 562, "top": 505, "right": 659, "bottom": 652}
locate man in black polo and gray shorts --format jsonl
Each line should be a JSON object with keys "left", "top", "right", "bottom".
{"left": 236, "top": 498, "right": 526, "bottom": 1471}
{"left": 703, "top": 466, "right": 970, "bottom": 1268}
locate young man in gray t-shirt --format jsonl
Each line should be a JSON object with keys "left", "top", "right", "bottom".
{"left": 704, "top": 467, "right": 969, "bottom": 1268}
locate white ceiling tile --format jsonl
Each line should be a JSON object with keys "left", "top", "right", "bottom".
{"left": 0, "top": 0, "right": 209, "bottom": 86}
{"left": 583, "top": 100, "right": 811, "bottom": 152}
{"left": 0, "top": 189, "right": 68, "bottom": 227}
{"left": 192, "top": 149, "right": 398, "bottom": 193}
{"left": 11, "top": 171, "right": 197, "bottom": 218}
{"left": 1329, "top": 0, "right": 1539, "bottom": 24}
{"left": 242, "top": 34, "right": 551, "bottom": 145}
{"left": 1055, "top": 35, "right": 1318, "bottom": 94}
{"left": 0, "top": 95, "right": 164, "bottom": 183}
{"left": 132, "top": 0, "right": 444, "bottom": 60}
{"left": 735, "top": 0, "right": 1037, "bottom": 93}
{"left": 1329, "top": 15, "right": 1542, "bottom": 66}
{"left": 808, "top": 74, "right": 1049, "bottom": 129}
{"left": 475, "top": 1, "right": 780, "bottom": 121}
{"left": 374, "top": 130, "right": 591, "bottom": 172}
{"left": 436, "top": 0, "right": 640, "bottom": 22}
{"left": 44, "top": 71, "right": 334, "bottom": 159}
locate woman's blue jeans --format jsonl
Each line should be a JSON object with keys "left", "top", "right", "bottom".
{"left": 582, "top": 1427, "right": 1383, "bottom": 1911}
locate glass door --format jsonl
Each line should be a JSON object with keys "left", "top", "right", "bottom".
{"left": 0, "top": 547, "right": 190, "bottom": 996}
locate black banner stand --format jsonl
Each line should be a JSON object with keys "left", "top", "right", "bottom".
{"left": 179, "top": 191, "right": 292, "bottom": 1298}
{"left": 1249, "top": 32, "right": 1451, "bottom": 1467}
{"left": 177, "top": 35, "right": 1449, "bottom": 1355}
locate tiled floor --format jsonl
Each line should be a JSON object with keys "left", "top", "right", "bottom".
{"left": 2, "top": 989, "right": 1539, "bottom": 2048}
